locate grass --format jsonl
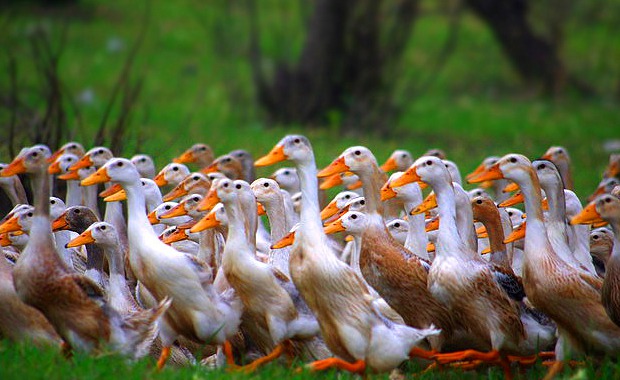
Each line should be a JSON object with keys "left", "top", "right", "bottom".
{"left": 2, "top": 339, "right": 620, "bottom": 380}
{"left": 1, "top": 0, "right": 620, "bottom": 379}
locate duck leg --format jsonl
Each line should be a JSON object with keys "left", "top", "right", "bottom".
{"left": 222, "top": 340, "right": 240, "bottom": 369}
{"left": 156, "top": 346, "right": 171, "bottom": 370}
{"left": 409, "top": 347, "right": 438, "bottom": 360}
{"left": 432, "top": 349, "right": 499, "bottom": 364}
{"left": 304, "top": 358, "right": 366, "bottom": 374}
{"left": 230, "top": 343, "right": 284, "bottom": 373}
{"left": 542, "top": 361, "right": 563, "bottom": 380}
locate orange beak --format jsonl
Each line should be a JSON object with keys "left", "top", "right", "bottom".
{"left": 197, "top": 189, "right": 221, "bottom": 212}
{"left": 153, "top": 171, "right": 168, "bottom": 186}
{"left": 541, "top": 153, "right": 553, "bottom": 161}
{"left": 104, "top": 189, "right": 127, "bottom": 202}
{"left": 347, "top": 179, "right": 363, "bottom": 190}
{"left": 324, "top": 219, "right": 346, "bottom": 235}
{"left": 271, "top": 230, "right": 296, "bottom": 249}
{"left": 425, "top": 217, "right": 439, "bottom": 232}
{"left": 190, "top": 210, "right": 221, "bottom": 233}
{"left": 499, "top": 191, "right": 524, "bottom": 208}
{"left": 481, "top": 247, "right": 491, "bottom": 255}
{"left": 476, "top": 225, "right": 488, "bottom": 238}
{"left": 255, "top": 145, "right": 287, "bottom": 167}
{"left": 58, "top": 170, "right": 81, "bottom": 180}
{"left": 468, "top": 163, "right": 503, "bottom": 184}
{"left": 427, "top": 242, "right": 435, "bottom": 253}
{"left": 319, "top": 173, "right": 344, "bottom": 190}
{"left": 389, "top": 166, "right": 421, "bottom": 188}
{"left": 257, "top": 202, "right": 266, "bottom": 216}
{"left": 162, "top": 184, "right": 188, "bottom": 202}
{"left": 70, "top": 155, "right": 93, "bottom": 171}
{"left": 1, "top": 157, "right": 26, "bottom": 177}
{"left": 504, "top": 222, "right": 526, "bottom": 243}
{"left": 66, "top": 230, "right": 96, "bottom": 248}
{"left": 0, "top": 233, "right": 12, "bottom": 247}
{"left": 570, "top": 202, "right": 604, "bottom": 225}
{"left": 320, "top": 199, "right": 342, "bottom": 221}
{"left": 99, "top": 183, "right": 123, "bottom": 198}
{"left": 160, "top": 202, "right": 188, "bottom": 219}
{"left": 147, "top": 210, "right": 159, "bottom": 225}
{"left": 47, "top": 147, "right": 66, "bottom": 163}
{"left": 81, "top": 167, "right": 111, "bottom": 186}
{"left": 480, "top": 181, "right": 494, "bottom": 189}
{"left": 380, "top": 157, "right": 398, "bottom": 172}
{"left": 173, "top": 150, "right": 195, "bottom": 164}
{"left": 48, "top": 160, "right": 62, "bottom": 174}
{"left": 317, "top": 156, "right": 349, "bottom": 178}
{"left": 162, "top": 228, "right": 189, "bottom": 244}
{"left": 503, "top": 182, "right": 519, "bottom": 193}
{"left": 588, "top": 185, "right": 608, "bottom": 202}
{"left": 593, "top": 220, "right": 609, "bottom": 228}
{"left": 51, "top": 214, "right": 70, "bottom": 231}
{"left": 465, "top": 162, "right": 487, "bottom": 181}
{"left": 200, "top": 162, "right": 219, "bottom": 174}
{"left": 411, "top": 192, "right": 437, "bottom": 215}
{"left": 0, "top": 215, "right": 21, "bottom": 234}
{"left": 380, "top": 182, "right": 398, "bottom": 201}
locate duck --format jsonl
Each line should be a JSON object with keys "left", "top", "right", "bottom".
{"left": 147, "top": 202, "right": 193, "bottom": 228}
{"left": 58, "top": 166, "right": 100, "bottom": 219}
{"left": 202, "top": 154, "right": 244, "bottom": 180}
{"left": 533, "top": 159, "right": 598, "bottom": 276}
{"left": 571, "top": 194, "right": 620, "bottom": 328}
{"left": 48, "top": 153, "right": 82, "bottom": 207}
{"left": 52, "top": 206, "right": 106, "bottom": 287}
{"left": 255, "top": 135, "right": 441, "bottom": 373}
{"left": 393, "top": 156, "right": 526, "bottom": 366}
{"left": 0, "top": 247, "right": 62, "bottom": 346}
{"left": 162, "top": 172, "right": 211, "bottom": 202}
{"left": 131, "top": 154, "right": 156, "bottom": 179}
{"left": 153, "top": 163, "right": 191, "bottom": 188}
{"left": 197, "top": 177, "right": 323, "bottom": 371}
{"left": 1, "top": 146, "right": 170, "bottom": 357}
{"left": 318, "top": 147, "right": 453, "bottom": 348}
{"left": 81, "top": 157, "right": 242, "bottom": 368}
{"left": 469, "top": 154, "right": 620, "bottom": 365}
{"left": 104, "top": 178, "right": 166, "bottom": 235}
{"left": 589, "top": 227, "right": 614, "bottom": 277}
{"left": 48, "top": 142, "right": 85, "bottom": 163}
{"left": 228, "top": 149, "right": 257, "bottom": 182}
{"left": 0, "top": 162, "right": 28, "bottom": 207}
{"left": 588, "top": 177, "right": 620, "bottom": 202}
{"left": 386, "top": 219, "right": 408, "bottom": 245}
{"left": 466, "top": 156, "right": 511, "bottom": 203}
{"left": 173, "top": 143, "right": 214, "bottom": 170}
{"left": 380, "top": 172, "right": 429, "bottom": 261}
{"left": 379, "top": 149, "right": 413, "bottom": 173}
{"left": 542, "top": 146, "right": 573, "bottom": 190}
{"left": 270, "top": 167, "right": 300, "bottom": 195}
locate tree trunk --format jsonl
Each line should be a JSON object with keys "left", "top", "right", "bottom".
{"left": 465, "top": 0, "right": 566, "bottom": 93}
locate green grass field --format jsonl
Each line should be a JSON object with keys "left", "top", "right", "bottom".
{"left": 1, "top": 0, "right": 620, "bottom": 378}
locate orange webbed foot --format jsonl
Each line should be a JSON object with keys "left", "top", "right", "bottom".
{"left": 304, "top": 358, "right": 366, "bottom": 374}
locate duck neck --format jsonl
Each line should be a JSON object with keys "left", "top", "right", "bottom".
{"left": 357, "top": 164, "right": 384, "bottom": 216}
{"left": 66, "top": 180, "right": 82, "bottom": 207}
{"left": 433, "top": 179, "right": 464, "bottom": 256}
{"left": 124, "top": 181, "right": 157, "bottom": 242}
{"left": 265, "top": 195, "right": 288, "bottom": 242}
{"left": 223, "top": 197, "right": 253, "bottom": 258}
{"left": 32, "top": 167, "right": 50, "bottom": 219}
{"left": 516, "top": 169, "right": 557, "bottom": 260}
{"left": 480, "top": 208, "right": 510, "bottom": 268}
{"left": 609, "top": 219, "right": 620, "bottom": 259}
{"left": 103, "top": 240, "right": 125, "bottom": 278}
{"left": 540, "top": 178, "right": 566, "bottom": 226}
{"left": 403, "top": 197, "right": 429, "bottom": 260}
{"left": 296, "top": 158, "right": 324, "bottom": 237}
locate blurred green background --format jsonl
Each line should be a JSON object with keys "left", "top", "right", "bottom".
{"left": 1, "top": 0, "right": 619, "bottom": 199}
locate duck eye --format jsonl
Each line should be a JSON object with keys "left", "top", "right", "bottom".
{"left": 100, "top": 225, "right": 106, "bottom": 230}
{"left": 344, "top": 195, "right": 350, "bottom": 199}
{"left": 294, "top": 138, "right": 300, "bottom": 144}
{"left": 165, "top": 205, "right": 171, "bottom": 210}
{"left": 351, "top": 214, "right": 357, "bottom": 219}
{"left": 354, "top": 150, "right": 361, "bottom": 156}
{"left": 223, "top": 183, "right": 229, "bottom": 188}
{"left": 172, "top": 167, "right": 179, "bottom": 171}
{"left": 27, "top": 212, "right": 33, "bottom": 217}
{"left": 605, "top": 197, "right": 612, "bottom": 203}
{"left": 117, "top": 161, "right": 123, "bottom": 167}
{"left": 509, "top": 157, "right": 517, "bottom": 163}
{"left": 32, "top": 152, "right": 38, "bottom": 157}
{"left": 200, "top": 147, "right": 206, "bottom": 151}
{"left": 508, "top": 212, "right": 513, "bottom": 216}
{"left": 426, "top": 160, "right": 432, "bottom": 166}
{"left": 235, "top": 184, "right": 241, "bottom": 189}
{"left": 50, "top": 200, "right": 56, "bottom": 204}
{"left": 193, "top": 176, "right": 199, "bottom": 181}
{"left": 224, "top": 158, "right": 230, "bottom": 162}
{"left": 593, "top": 235, "right": 599, "bottom": 240}
{"left": 263, "top": 182, "right": 269, "bottom": 187}
{"left": 557, "top": 149, "right": 563, "bottom": 154}
{"left": 283, "top": 171, "right": 289, "bottom": 175}
{"left": 401, "top": 154, "right": 407, "bottom": 158}
{"left": 140, "top": 158, "right": 146, "bottom": 162}
{"left": 98, "top": 149, "right": 103, "bottom": 154}
{"left": 394, "top": 222, "right": 400, "bottom": 228}
{"left": 537, "top": 164, "right": 546, "bottom": 170}
{"left": 360, "top": 200, "right": 365, "bottom": 205}
{"left": 476, "top": 199, "right": 482, "bottom": 204}
{"left": 74, "top": 209, "right": 80, "bottom": 214}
